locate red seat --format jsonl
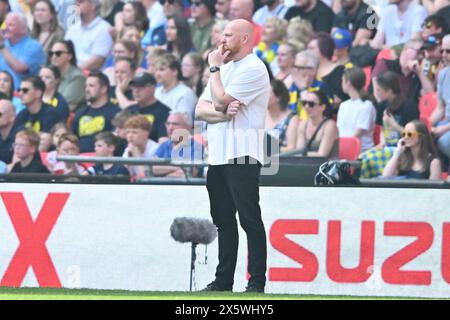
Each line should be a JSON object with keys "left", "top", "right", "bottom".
{"left": 79, "top": 152, "right": 96, "bottom": 168}
{"left": 339, "top": 137, "right": 361, "bottom": 161}
{"left": 363, "top": 65, "right": 372, "bottom": 90}
{"left": 420, "top": 115, "right": 432, "bottom": 131}
{"left": 376, "top": 48, "right": 393, "bottom": 61}
{"left": 40, "top": 152, "right": 49, "bottom": 167}
{"left": 373, "top": 124, "right": 382, "bottom": 146}
{"left": 419, "top": 92, "right": 438, "bottom": 119}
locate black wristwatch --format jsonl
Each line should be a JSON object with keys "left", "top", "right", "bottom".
{"left": 210, "top": 66, "right": 220, "bottom": 73}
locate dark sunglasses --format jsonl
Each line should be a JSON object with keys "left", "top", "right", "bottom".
{"left": 401, "top": 131, "right": 421, "bottom": 138}
{"left": 49, "top": 50, "right": 68, "bottom": 57}
{"left": 159, "top": 0, "right": 174, "bottom": 4}
{"left": 441, "top": 49, "right": 450, "bottom": 54}
{"left": 294, "top": 65, "right": 314, "bottom": 71}
{"left": 18, "top": 87, "right": 30, "bottom": 94}
{"left": 301, "top": 100, "right": 319, "bottom": 108}
{"left": 191, "top": 1, "right": 202, "bottom": 6}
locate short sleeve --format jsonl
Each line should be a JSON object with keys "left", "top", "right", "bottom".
{"left": 224, "top": 64, "right": 268, "bottom": 106}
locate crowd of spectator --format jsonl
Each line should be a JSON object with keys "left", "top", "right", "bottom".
{"left": 0, "top": 0, "right": 449, "bottom": 181}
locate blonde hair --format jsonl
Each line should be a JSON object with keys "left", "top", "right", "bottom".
{"left": 16, "top": 129, "right": 40, "bottom": 148}
{"left": 286, "top": 17, "right": 313, "bottom": 50}
{"left": 264, "top": 17, "right": 288, "bottom": 42}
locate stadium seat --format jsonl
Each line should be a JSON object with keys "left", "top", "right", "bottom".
{"left": 339, "top": 137, "right": 361, "bottom": 161}
{"left": 40, "top": 152, "right": 49, "bottom": 167}
{"left": 442, "top": 172, "right": 448, "bottom": 180}
{"left": 363, "top": 66, "right": 372, "bottom": 90}
{"left": 420, "top": 115, "right": 432, "bottom": 131}
{"left": 79, "top": 152, "right": 96, "bottom": 168}
{"left": 373, "top": 124, "right": 382, "bottom": 146}
{"left": 376, "top": 48, "right": 393, "bottom": 61}
{"left": 419, "top": 92, "right": 438, "bottom": 119}
{"left": 66, "top": 112, "right": 75, "bottom": 129}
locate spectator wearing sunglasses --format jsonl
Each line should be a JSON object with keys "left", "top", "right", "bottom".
{"left": 294, "top": 88, "right": 339, "bottom": 158}
{"left": 49, "top": 40, "right": 86, "bottom": 112}
{"left": 431, "top": 35, "right": 450, "bottom": 163}
{"left": 14, "top": 76, "right": 62, "bottom": 144}
{"left": 0, "top": 12, "right": 46, "bottom": 89}
{"left": 190, "top": 0, "right": 216, "bottom": 54}
{"left": 383, "top": 120, "right": 441, "bottom": 180}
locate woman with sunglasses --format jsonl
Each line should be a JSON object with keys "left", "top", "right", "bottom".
{"left": 49, "top": 40, "right": 86, "bottom": 112}
{"left": 382, "top": 120, "right": 442, "bottom": 180}
{"left": 39, "top": 64, "right": 69, "bottom": 122}
{"left": 294, "top": 88, "right": 339, "bottom": 158}
{"left": 0, "top": 71, "right": 26, "bottom": 114}
{"left": 30, "top": 0, "right": 64, "bottom": 55}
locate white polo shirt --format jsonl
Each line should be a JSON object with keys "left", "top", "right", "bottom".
{"left": 65, "top": 16, "right": 113, "bottom": 65}
{"left": 200, "top": 54, "right": 270, "bottom": 166}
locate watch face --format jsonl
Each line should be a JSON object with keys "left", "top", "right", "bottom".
{"left": 210, "top": 66, "right": 220, "bottom": 73}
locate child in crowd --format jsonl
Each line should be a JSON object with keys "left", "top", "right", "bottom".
{"left": 88, "top": 132, "right": 129, "bottom": 176}
{"left": 9, "top": 129, "right": 50, "bottom": 173}
{"left": 51, "top": 134, "right": 88, "bottom": 175}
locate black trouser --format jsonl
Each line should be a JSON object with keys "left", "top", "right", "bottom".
{"left": 206, "top": 157, "right": 267, "bottom": 289}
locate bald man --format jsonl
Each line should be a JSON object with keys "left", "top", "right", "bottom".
{"left": 196, "top": 19, "right": 270, "bottom": 293}
{"left": 0, "top": 12, "right": 46, "bottom": 88}
{"left": 0, "top": 99, "right": 21, "bottom": 164}
{"left": 229, "top": 0, "right": 262, "bottom": 45}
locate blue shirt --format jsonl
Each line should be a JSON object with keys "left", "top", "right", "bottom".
{"left": 0, "top": 35, "right": 46, "bottom": 88}
{"left": 155, "top": 138, "right": 204, "bottom": 162}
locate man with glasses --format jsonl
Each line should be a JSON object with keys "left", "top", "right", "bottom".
{"left": 431, "top": 35, "right": 450, "bottom": 162}
{"left": 288, "top": 50, "right": 330, "bottom": 120}
{"left": 0, "top": 99, "right": 20, "bottom": 164}
{"left": 65, "top": 0, "right": 113, "bottom": 70}
{"left": 14, "top": 76, "right": 62, "bottom": 146}
{"left": 0, "top": 12, "right": 46, "bottom": 89}
{"left": 9, "top": 129, "right": 50, "bottom": 173}
{"left": 127, "top": 72, "right": 170, "bottom": 143}
{"left": 153, "top": 112, "right": 204, "bottom": 177}
{"left": 190, "top": 0, "right": 216, "bottom": 54}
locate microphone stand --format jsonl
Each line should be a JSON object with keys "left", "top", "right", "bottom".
{"left": 190, "top": 242, "right": 197, "bottom": 292}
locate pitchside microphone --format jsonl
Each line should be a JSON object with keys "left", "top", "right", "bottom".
{"left": 170, "top": 217, "right": 218, "bottom": 291}
{"left": 170, "top": 217, "right": 217, "bottom": 245}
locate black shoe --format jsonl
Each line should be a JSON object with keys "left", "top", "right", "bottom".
{"left": 200, "top": 281, "right": 232, "bottom": 292}
{"left": 244, "top": 284, "right": 265, "bottom": 293}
